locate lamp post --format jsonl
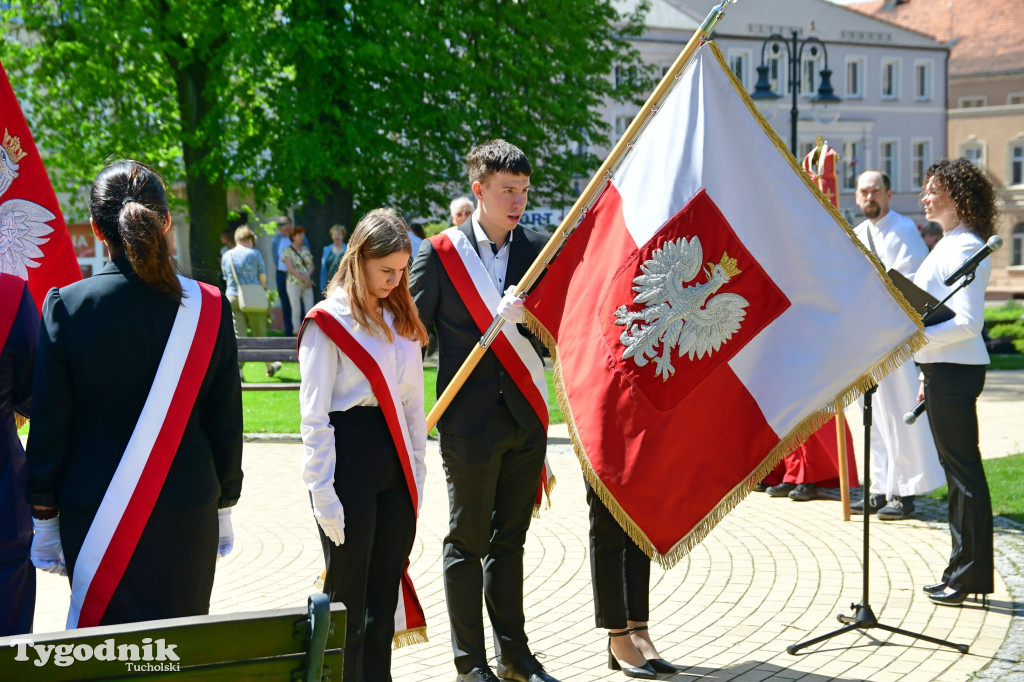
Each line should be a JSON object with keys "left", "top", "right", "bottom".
{"left": 750, "top": 30, "right": 842, "bottom": 156}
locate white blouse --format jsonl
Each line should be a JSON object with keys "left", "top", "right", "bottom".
{"left": 298, "top": 289, "right": 427, "bottom": 509}
{"left": 912, "top": 225, "right": 991, "bottom": 366}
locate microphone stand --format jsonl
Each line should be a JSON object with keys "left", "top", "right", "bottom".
{"left": 787, "top": 268, "right": 976, "bottom": 656}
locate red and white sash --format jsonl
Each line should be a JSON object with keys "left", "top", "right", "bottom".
{"left": 0, "top": 273, "right": 25, "bottom": 353}
{"left": 301, "top": 303, "right": 428, "bottom": 647}
{"left": 68, "top": 277, "right": 221, "bottom": 629}
{"left": 429, "top": 228, "right": 555, "bottom": 511}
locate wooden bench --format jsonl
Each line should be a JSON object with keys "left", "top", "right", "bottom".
{"left": 237, "top": 336, "right": 300, "bottom": 391}
{"left": 0, "top": 594, "right": 345, "bottom": 681}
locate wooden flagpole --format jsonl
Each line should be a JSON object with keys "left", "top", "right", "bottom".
{"left": 426, "top": 1, "right": 739, "bottom": 431}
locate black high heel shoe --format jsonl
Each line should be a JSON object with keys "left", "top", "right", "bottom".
{"left": 922, "top": 582, "right": 946, "bottom": 595}
{"left": 929, "top": 588, "right": 968, "bottom": 606}
{"left": 627, "top": 625, "right": 679, "bottom": 674}
{"left": 608, "top": 631, "right": 657, "bottom": 679}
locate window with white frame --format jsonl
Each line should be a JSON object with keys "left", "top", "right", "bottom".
{"left": 1008, "top": 92, "right": 1024, "bottom": 105}
{"left": 615, "top": 115, "right": 633, "bottom": 139}
{"left": 912, "top": 140, "right": 932, "bottom": 189}
{"left": 914, "top": 60, "right": 932, "bottom": 100}
{"left": 881, "top": 59, "right": 900, "bottom": 99}
{"left": 1010, "top": 143, "right": 1024, "bottom": 185}
{"left": 801, "top": 53, "right": 821, "bottom": 96}
{"left": 961, "top": 142, "right": 985, "bottom": 168}
{"left": 1012, "top": 223, "right": 1024, "bottom": 266}
{"left": 845, "top": 56, "right": 865, "bottom": 98}
{"left": 842, "top": 140, "right": 862, "bottom": 191}
{"left": 767, "top": 53, "right": 784, "bottom": 94}
{"left": 728, "top": 49, "right": 751, "bottom": 90}
{"left": 959, "top": 95, "right": 987, "bottom": 108}
{"left": 880, "top": 140, "right": 898, "bottom": 189}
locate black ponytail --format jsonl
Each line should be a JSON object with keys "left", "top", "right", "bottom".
{"left": 90, "top": 160, "right": 182, "bottom": 301}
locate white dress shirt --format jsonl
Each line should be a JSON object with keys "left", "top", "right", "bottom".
{"left": 298, "top": 289, "right": 427, "bottom": 509}
{"left": 471, "top": 212, "right": 513, "bottom": 293}
{"left": 913, "top": 225, "right": 991, "bottom": 365}
{"left": 853, "top": 210, "right": 929, "bottom": 278}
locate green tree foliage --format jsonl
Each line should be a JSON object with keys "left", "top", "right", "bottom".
{"left": 271, "top": 0, "right": 653, "bottom": 249}
{"left": 0, "top": 0, "right": 281, "bottom": 281}
{"left": 3, "top": 0, "right": 652, "bottom": 277}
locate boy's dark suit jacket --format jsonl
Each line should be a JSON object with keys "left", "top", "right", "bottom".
{"left": 410, "top": 221, "right": 549, "bottom": 436}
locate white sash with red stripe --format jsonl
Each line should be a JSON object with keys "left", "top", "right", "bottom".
{"left": 302, "top": 298, "right": 428, "bottom": 647}
{"left": 67, "top": 277, "right": 221, "bottom": 629}
{"left": 430, "top": 228, "right": 555, "bottom": 511}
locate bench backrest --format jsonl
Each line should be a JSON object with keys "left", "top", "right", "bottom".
{"left": 0, "top": 595, "right": 345, "bottom": 681}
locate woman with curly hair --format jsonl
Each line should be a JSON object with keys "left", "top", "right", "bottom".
{"left": 912, "top": 157, "right": 998, "bottom": 607}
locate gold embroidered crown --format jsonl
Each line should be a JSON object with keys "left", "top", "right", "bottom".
{"left": 718, "top": 252, "right": 741, "bottom": 277}
{"left": 2, "top": 129, "right": 28, "bottom": 164}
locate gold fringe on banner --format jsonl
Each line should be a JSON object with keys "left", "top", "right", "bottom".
{"left": 532, "top": 474, "right": 558, "bottom": 518}
{"left": 524, "top": 269, "right": 927, "bottom": 567}
{"left": 392, "top": 626, "right": 428, "bottom": 649}
{"left": 15, "top": 414, "right": 27, "bottom": 430}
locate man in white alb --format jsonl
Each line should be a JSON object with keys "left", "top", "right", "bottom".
{"left": 851, "top": 170, "right": 945, "bottom": 520}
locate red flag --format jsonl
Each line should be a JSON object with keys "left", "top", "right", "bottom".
{"left": 0, "top": 59, "right": 81, "bottom": 310}
{"left": 524, "top": 43, "right": 923, "bottom": 567}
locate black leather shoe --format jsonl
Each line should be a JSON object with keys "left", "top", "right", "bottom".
{"left": 458, "top": 666, "right": 501, "bottom": 682}
{"left": 850, "top": 494, "right": 884, "bottom": 515}
{"left": 877, "top": 495, "right": 915, "bottom": 520}
{"left": 754, "top": 482, "right": 770, "bottom": 492}
{"left": 788, "top": 483, "right": 817, "bottom": 501}
{"left": 922, "top": 583, "right": 946, "bottom": 595}
{"left": 497, "top": 655, "right": 560, "bottom": 682}
{"left": 929, "top": 588, "right": 968, "bottom": 606}
{"left": 766, "top": 482, "right": 796, "bottom": 497}
{"left": 645, "top": 658, "right": 679, "bottom": 673}
{"left": 607, "top": 631, "right": 657, "bottom": 680}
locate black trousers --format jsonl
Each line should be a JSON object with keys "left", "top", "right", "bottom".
{"left": 921, "top": 363, "right": 993, "bottom": 594}
{"left": 319, "top": 407, "right": 416, "bottom": 682}
{"left": 0, "top": 541, "right": 34, "bottom": 636}
{"left": 440, "top": 402, "right": 546, "bottom": 673}
{"left": 277, "top": 270, "right": 293, "bottom": 335}
{"left": 586, "top": 481, "right": 650, "bottom": 629}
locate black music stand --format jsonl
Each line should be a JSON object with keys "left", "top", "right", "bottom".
{"left": 787, "top": 271, "right": 967, "bottom": 655}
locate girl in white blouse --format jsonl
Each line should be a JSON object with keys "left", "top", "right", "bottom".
{"left": 298, "top": 208, "right": 428, "bottom": 680}
{"left": 912, "top": 158, "right": 997, "bottom": 607}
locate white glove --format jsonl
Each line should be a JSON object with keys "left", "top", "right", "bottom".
{"left": 31, "top": 517, "right": 67, "bottom": 576}
{"left": 311, "top": 489, "right": 345, "bottom": 546}
{"left": 217, "top": 508, "right": 234, "bottom": 558}
{"left": 497, "top": 286, "right": 526, "bottom": 325}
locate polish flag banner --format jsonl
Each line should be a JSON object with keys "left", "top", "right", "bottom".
{"left": 524, "top": 43, "right": 924, "bottom": 568}
{"left": 0, "top": 59, "right": 81, "bottom": 311}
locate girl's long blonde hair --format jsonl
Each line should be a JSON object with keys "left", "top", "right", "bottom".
{"left": 326, "top": 208, "right": 428, "bottom": 345}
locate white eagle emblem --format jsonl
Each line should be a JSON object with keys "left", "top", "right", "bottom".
{"left": 614, "top": 236, "right": 749, "bottom": 381}
{"left": 0, "top": 129, "right": 55, "bottom": 277}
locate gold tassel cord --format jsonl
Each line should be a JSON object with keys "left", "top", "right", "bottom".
{"left": 392, "top": 627, "right": 428, "bottom": 650}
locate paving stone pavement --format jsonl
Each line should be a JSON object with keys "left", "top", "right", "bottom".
{"left": 29, "top": 372, "right": 1023, "bottom": 681}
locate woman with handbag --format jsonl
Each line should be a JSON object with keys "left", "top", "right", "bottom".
{"left": 283, "top": 225, "right": 316, "bottom": 335}
{"left": 221, "top": 226, "right": 280, "bottom": 378}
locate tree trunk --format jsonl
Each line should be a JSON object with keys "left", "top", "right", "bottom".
{"left": 298, "top": 179, "right": 353, "bottom": 266}
{"left": 171, "top": 48, "right": 228, "bottom": 283}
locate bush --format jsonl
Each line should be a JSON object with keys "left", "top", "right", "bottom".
{"left": 989, "top": 322, "right": 1024, "bottom": 340}
{"left": 985, "top": 300, "right": 1024, "bottom": 322}
{"left": 423, "top": 221, "right": 448, "bottom": 237}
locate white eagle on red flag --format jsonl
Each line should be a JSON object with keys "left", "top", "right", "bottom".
{"left": 523, "top": 42, "right": 923, "bottom": 567}
{"left": 1, "top": 129, "right": 58, "bottom": 279}
{"left": 615, "top": 235, "right": 749, "bottom": 379}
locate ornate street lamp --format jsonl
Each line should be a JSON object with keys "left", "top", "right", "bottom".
{"left": 750, "top": 30, "right": 842, "bottom": 156}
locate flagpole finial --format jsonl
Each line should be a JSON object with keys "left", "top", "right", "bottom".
{"left": 701, "top": 0, "right": 738, "bottom": 39}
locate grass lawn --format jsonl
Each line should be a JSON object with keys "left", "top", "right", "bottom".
{"left": 988, "top": 354, "right": 1024, "bottom": 371}
{"left": 240, "top": 361, "right": 563, "bottom": 433}
{"left": 925, "top": 452, "right": 1024, "bottom": 525}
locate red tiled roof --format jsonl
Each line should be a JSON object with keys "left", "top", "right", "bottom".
{"left": 848, "top": 0, "right": 1024, "bottom": 76}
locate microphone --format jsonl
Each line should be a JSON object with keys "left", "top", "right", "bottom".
{"left": 943, "top": 235, "right": 1003, "bottom": 286}
{"left": 904, "top": 401, "right": 926, "bottom": 425}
